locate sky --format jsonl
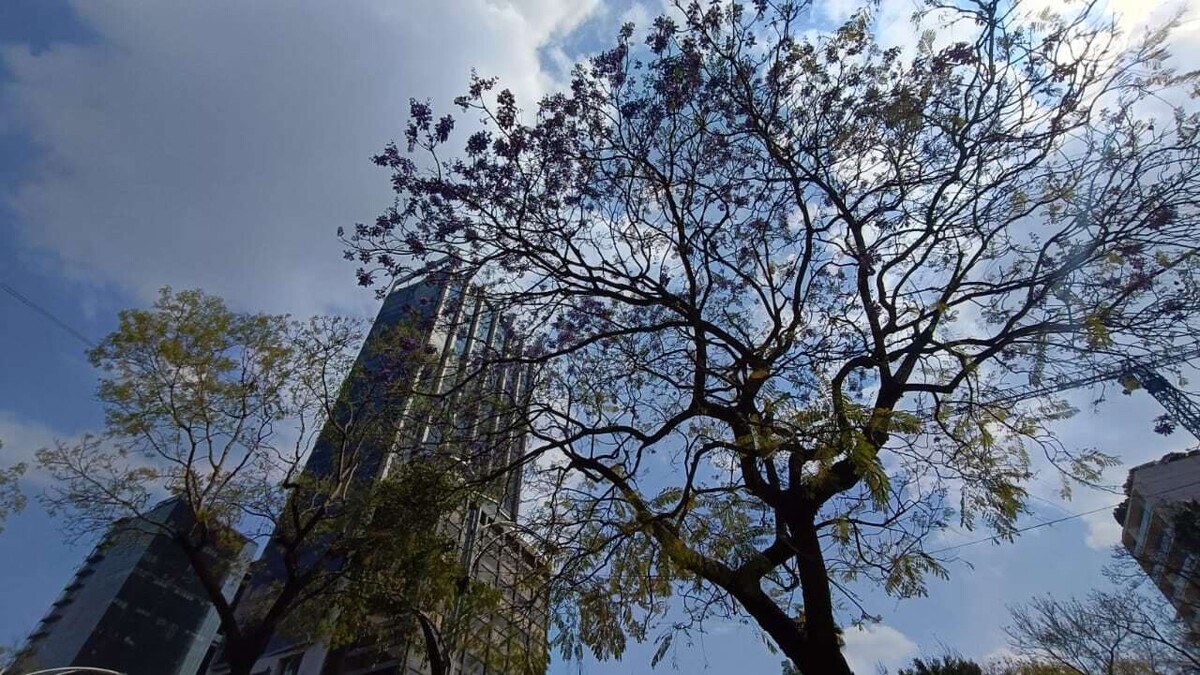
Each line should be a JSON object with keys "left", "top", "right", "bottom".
{"left": 0, "top": 0, "right": 1197, "bottom": 673}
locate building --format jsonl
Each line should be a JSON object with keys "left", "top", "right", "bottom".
{"left": 232, "top": 272, "right": 548, "bottom": 675}
{"left": 1114, "top": 449, "right": 1200, "bottom": 633}
{"left": 11, "top": 497, "right": 254, "bottom": 675}
{"left": 303, "top": 506, "right": 550, "bottom": 675}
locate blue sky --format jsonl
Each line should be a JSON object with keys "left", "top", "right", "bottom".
{"left": 0, "top": 1, "right": 1197, "bottom": 673}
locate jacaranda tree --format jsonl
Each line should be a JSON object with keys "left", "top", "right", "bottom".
{"left": 343, "top": 0, "right": 1200, "bottom": 671}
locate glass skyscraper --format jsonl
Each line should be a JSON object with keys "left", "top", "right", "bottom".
{"left": 224, "top": 272, "right": 548, "bottom": 675}
{"left": 12, "top": 498, "right": 254, "bottom": 675}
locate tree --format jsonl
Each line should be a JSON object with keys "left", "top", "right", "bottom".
{"left": 325, "top": 461, "right": 471, "bottom": 675}
{"left": 342, "top": 0, "right": 1200, "bottom": 672}
{"left": 0, "top": 442, "right": 26, "bottom": 535}
{"left": 985, "top": 661, "right": 1078, "bottom": 675}
{"left": 325, "top": 459, "right": 549, "bottom": 675}
{"left": 1006, "top": 588, "right": 1200, "bottom": 674}
{"left": 899, "top": 655, "right": 984, "bottom": 675}
{"left": 35, "top": 288, "right": 463, "bottom": 675}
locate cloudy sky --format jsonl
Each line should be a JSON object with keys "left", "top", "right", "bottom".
{"left": 0, "top": 1, "right": 1197, "bottom": 673}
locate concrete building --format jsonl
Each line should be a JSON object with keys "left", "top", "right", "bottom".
{"left": 1115, "top": 449, "right": 1200, "bottom": 633}
{"left": 11, "top": 498, "right": 254, "bottom": 675}
{"left": 230, "top": 272, "right": 548, "bottom": 675}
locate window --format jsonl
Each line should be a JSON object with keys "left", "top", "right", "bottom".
{"left": 476, "top": 311, "right": 495, "bottom": 346}
{"left": 454, "top": 324, "right": 472, "bottom": 357}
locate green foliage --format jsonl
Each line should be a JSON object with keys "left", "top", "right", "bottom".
{"left": 326, "top": 458, "right": 549, "bottom": 675}
{"left": 346, "top": 0, "right": 1200, "bottom": 671}
{"left": 1170, "top": 500, "right": 1200, "bottom": 550}
{"left": 39, "top": 288, "right": 329, "bottom": 530}
{"left": 326, "top": 463, "right": 467, "bottom": 658}
{"left": 898, "top": 655, "right": 984, "bottom": 675}
{"left": 0, "top": 441, "right": 26, "bottom": 535}
{"left": 31, "top": 287, "right": 458, "bottom": 675}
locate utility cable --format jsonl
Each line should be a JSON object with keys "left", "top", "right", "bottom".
{"left": 0, "top": 281, "right": 95, "bottom": 348}
{"left": 929, "top": 475, "right": 1200, "bottom": 556}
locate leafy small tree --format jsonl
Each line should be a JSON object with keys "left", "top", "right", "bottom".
{"left": 326, "top": 460, "right": 548, "bottom": 675}
{"left": 899, "top": 655, "right": 984, "bottom": 675}
{"left": 328, "top": 469, "right": 464, "bottom": 675}
{"left": 34, "top": 288, "right": 464, "bottom": 675}
{"left": 0, "top": 442, "right": 25, "bottom": 535}
{"left": 342, "top": 0, "right": 1200, "bottom": 672}
{"left": 985, "top": 661, "right": 1078, "bottom": 675}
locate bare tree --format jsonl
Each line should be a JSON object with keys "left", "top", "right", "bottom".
{"left": 1006, "top": 588, "right": 1200, "bottom": 675}
{"left": 984, "top": 660, "right": 1079, "bottom": 675}
{"left": 343, "top": 0, "right": 1200, "bottom": 671}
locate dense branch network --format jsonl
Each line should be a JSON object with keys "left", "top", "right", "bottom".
{"left": 342, "top": 0, "right": 1200, "bottom": 672}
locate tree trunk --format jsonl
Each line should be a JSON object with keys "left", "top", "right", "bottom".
{"left": 414, "top": 609, "right": 448, "bottom": 675}
{"left": 221, "top": 630, "right": 276, "bottom": 675}
{"left": 728, "top": 573, "right": 853, "bottom": 675}
{"left": 728, "top": 516, "right": 854, "bottom": 675}
{"left": 793, "top": 516, "right": 854, "bottom": 675}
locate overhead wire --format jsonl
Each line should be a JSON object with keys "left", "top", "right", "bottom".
{"left": 0, "top": 280, "right": 95, "bottom": 348}
{"left": 929, "top": 475, "right": 1200, "bottom": 556}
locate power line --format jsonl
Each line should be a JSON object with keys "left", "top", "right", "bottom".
{"left": 929, "top": 476, "right": 1200, "bottom": 556}
{"left": 0, "top": 281, "right": 95, "bottom": 348}
{"left": 928, "top": 504, "right": 1116, "bottom": 555}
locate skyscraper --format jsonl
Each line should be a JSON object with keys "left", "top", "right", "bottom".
{"left": 225, "top": 272, "right": 548, "bottom": 675}
{"left": 11, "top": 497, "right": 254, "bottom": 675}
{"left": 306, "top": 270, "right": 533, "bottom": 518}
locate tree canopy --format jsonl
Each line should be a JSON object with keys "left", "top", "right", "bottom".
{"left": 34, "top": 288, "right": 476, "bottom": 675}
{"left": 898, "top": 655, "right": 984, "bottom": 675}
{"left": 0, "top": 442, "right": 25, "bottom": 536}
{"left": 322, "top": 457, "right": 549, "bottom": 675}
{"left": 343, "top": 0, "right": 1200, "bottom": 672}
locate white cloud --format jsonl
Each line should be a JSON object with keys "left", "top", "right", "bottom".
{"left": 843, "top": 623, "right": 919, "bottom": 675}
{"left": 1, "top": 0, "right": 599, "bottom": 317}
{"left": 980, "top": 646, "right": 1020, "bottom": 670}
{"left": 0, "top": 410, "right": 78, "bottom": 497}
{"left": 1082, "top": 509, "right": 1123, "bottom": 549}
{"left": 0, "top": 412, "right": 152, "bottom": 500}
{"left": 0, "top": 409, "right": 62, "bottom": 468}
{"left": 1032, "top": 0, "right": 1195, "bottom": 35}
